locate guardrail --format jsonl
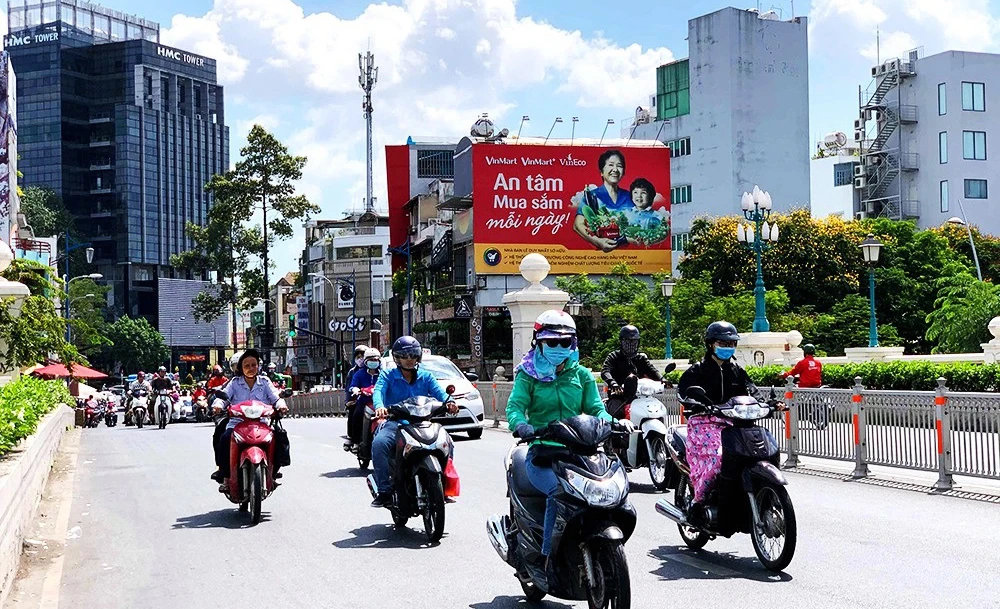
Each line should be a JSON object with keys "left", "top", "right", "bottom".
{"left": 477, "top": 376, "right": 1000, "bottom": 490}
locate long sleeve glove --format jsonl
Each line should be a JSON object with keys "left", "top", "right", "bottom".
{"left": 514, "top": 423, "right": 535, "bottom": 439}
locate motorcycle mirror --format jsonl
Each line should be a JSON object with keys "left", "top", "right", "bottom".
{"left": 664, "top": 362, "right": 677, "bottom": 374}
{"left": 685, "top": 385, "right": 709, "bottom": 403}
{"left": 768, "top": 386, "right": 777, "bottom": 400}
{"left": 445, "top": 384, "right": 456, "bottom": 395}
{"left": 214, "top": 389, "right": 228, "bottom": 400}
{"left": 280, "top": 389, "right": 293, "bottom": 399}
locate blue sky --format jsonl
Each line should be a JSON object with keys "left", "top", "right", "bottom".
{"left": 6, "top": 0, "right": 998, "bottom": 275}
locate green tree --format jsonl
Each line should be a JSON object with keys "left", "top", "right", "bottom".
{"left": 67, "top": 278, "right": 112, "bottom": 359}
{"left": 96, "top": 316, "right": 170, "bottom": 373}
{"left": 18, "top": 186, "right": 73, "bottom": 237}
{"left": 0, "top": 259, "right": 81, "bottom": 372}
{"left": 925, "top": 272, "right": 1000, "bottom": 353}
{"left": 811, "top": 294, "right": 901, "bottom": 355}
{"left": 173, "top": 125, "right": 319, "bottom": 325}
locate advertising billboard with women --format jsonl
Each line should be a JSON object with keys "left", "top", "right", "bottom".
{"left": 471, "top": 144, "right": 671, "bottom": 275}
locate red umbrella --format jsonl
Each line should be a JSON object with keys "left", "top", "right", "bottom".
{"left": 31, "top": 363, "right": 109, "bottom": 380}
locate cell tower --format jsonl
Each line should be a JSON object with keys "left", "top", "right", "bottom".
{"left": 359, "top": 50, "right": 378, "bottom": 214}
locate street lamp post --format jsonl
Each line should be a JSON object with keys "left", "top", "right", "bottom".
{"left": 948, "top": 206, "right": 983, "bottom": 281}
{"left": 860, "top": 234, "right": 883, "bottom": 348}
{"left": 660, "top": 280, "right": 676, "bottom": 359}
{"left": 737, "top": 185, "right": 779, "bottom": 332}
{"left": 64, "top": 272, "right": 102, "bottom": 341}
{"left": 67, "top": 293, "right": 96, "bottom": 342}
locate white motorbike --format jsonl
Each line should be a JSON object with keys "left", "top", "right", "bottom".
{"left": 130, "top": 390, "right": 149, "bottom": 428}
{"left": 613, "top": 377, "right": 672, "bottom": 491}
{"left": 155, "top": 390, "right": 172, "bottom": 429}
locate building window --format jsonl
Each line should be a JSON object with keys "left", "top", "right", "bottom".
{"left": 670, "top": 184, "right": 692, "bottom": 204}
{"left": 938, "top": 83, "right": 947, "bottom": 115}
{"left": 939, "top": 132, "right": 948, "bottom": 164}
{"left": 963, "top": 131, "right": 987, "bottom": 160}
{"left": 668, "top": 137, "right": 691, "bottom": 158}
{"left": 656, "top": 59, "right": 690, "bottom": 120}
{"left": 940, "top": 181, "right": 949, "bottom": 213}
{"left": 962, "top": 82, "right": 986, "bottom": 111}
{"left": 833, "top": 162, "right": 855, "bottom": 187}
{"left": 671, "top": 232, "right": 690, "bottom": 252}
{"left": 416, "top": 149, "right": 454, "bottom": 179}
{"left": 335, "top": 245, "right": 382, "bottom": 260}
{"left": 965, "top": 179, "right": 988, "bottom": 199}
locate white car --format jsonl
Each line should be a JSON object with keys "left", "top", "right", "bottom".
{"left": 381, "top": 354, "right": 486, "bottom": 439}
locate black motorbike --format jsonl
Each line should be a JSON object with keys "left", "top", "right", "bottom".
{"left": 655, "top": 386, "right": 797, "bottom": 572}
{"left": 366, "top": 396, "right": 454, "bottom": 543}
{"left": 104, "top": 401, "right": 118, "bottom": 427}
{"left": 487, "top": 415, "right": 635, "bottom": 607}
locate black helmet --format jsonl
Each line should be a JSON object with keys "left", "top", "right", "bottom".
{"left": 236, "top": 349, "right": 261, "bottom": 374}
{"left": 802, "top": 343, "right": 816, "bottom": 355}
{"left": 705, "top": 321, "right": 740, "bottom": 345}
{"left": 391, "top": 336, "right": 422, "bottom": 368}
{"left": 619, "top": 325, "right": 640, "bottom": 356}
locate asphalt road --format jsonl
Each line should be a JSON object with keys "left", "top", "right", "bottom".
{"left": 43, "top": 418, "right": 1000, "bottom": 609}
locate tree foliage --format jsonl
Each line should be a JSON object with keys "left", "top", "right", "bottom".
{"left": 925, "top": 272, "right": 1000, "bottom": 354}
{"left": 172, "top": 125, "right": 319, "bottom": 322}
{"left": 67, "top": 278, "right": 112, "bottom": 359}
{"left": 94, "top": 316, "right": 169, "bottom": 373}
{"left": 0, "top": 259, "right": 81, "bottom": 371}
{"left": 18, "top": 186, "right": 73, "bottom": 237}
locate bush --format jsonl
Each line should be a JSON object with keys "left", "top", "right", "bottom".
{"left": 665, "top": 360, "right": 1000, "bottom": 392}
{"left": 0, "top": 376, "right": 72, "bottom": 456}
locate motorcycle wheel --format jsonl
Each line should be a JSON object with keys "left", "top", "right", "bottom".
{"left": 468, "top": 428, "right": 483, "bottom": 440}
{"left": 750, "top": 482, "right": 797, "bottom": 572}
{"left": 520, "top": 580, "right": 546, "bottom": 602}
{"left": 586, "top": 541, "right": 630, "bottom": 609}
{"left": 420, "top": 471, "right": 446, "bottom": 543}
{"left": 249, "top": 464, "right": 264, "bottom": 525}
{"left": 674, "top": 474, "right": 710, "bottom": 550}
{"left": 358, "top": 456, "right": 370, "bottom": 470}
{"left": 647, "top": 435, "right": 669, "bottom": 492}
{"left": 136, "top": 415, "right": 143, "bottom": 429}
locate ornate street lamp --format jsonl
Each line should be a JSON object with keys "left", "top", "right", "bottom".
{"left": 860, "top": 233, "right": 884, "bottom": 348}
{"left": 660, "top": 280, "right": 676, "bottom": 359}
{"left": 737, "top": 185, "right": 779, "bottom": 332}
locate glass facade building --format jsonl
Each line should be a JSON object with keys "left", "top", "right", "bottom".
{"left": 5, "top": 0, "right": 229, "bottom": 325}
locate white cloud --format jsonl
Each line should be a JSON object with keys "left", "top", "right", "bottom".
{"left": 859, "top": 30, "right": 918, "bottom": 62}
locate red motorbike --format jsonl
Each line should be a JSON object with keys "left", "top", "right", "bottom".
{"left": 352, "top": 386, "right": 376, "bottom": 469}
{"left": 217, "top": 397, "right": 289, "bottom": 525}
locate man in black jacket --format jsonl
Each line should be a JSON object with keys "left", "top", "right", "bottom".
{"left": 601, "top": 325, "right": 662, "bottom": 418}
{"left": 677, "top": 321, "right": 763, "bottom": 405}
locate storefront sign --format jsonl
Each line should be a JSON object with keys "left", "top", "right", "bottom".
{"left": 4, "top": 25, "right": 59, "bottom": 48}
{"left": 179, "top": 354, "right": 206, "bottom": 362}
{"left": 156, "top": 45, "right": 207, "bottom": 67}
{"left": 472, "top": 144, "right": 671, "bottom": 275}
{"left": 328, "top": 315, "right": 366, "bottom": 333}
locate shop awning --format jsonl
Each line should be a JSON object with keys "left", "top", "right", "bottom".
{"left": 31, "top": 363, "right": 109, "bottom": 380}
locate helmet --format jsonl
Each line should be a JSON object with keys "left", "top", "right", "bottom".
{"left": 533, "top": 310, "right": 577, "bottom": 341}
{"left": 704, "top": 321, "right": 740, "bottom": 345}
{"left": 363, "top": 347, "right": 381, "bottom": 360}
{"left": 802, "top": 343, "right": 816, "bottom": 355}
{"left": 391, "top": 336, "right": 422, "bottom": 369}
{"left": 230, "top": 352, "right": 242, "bottom": 374}
{"left": 353, "top": 344, "right": 369, "bottom": 358}
{"left": 157, "top": 365, "right": 167, "bottom": 373}
{"left": 619, "top": 325, "right": 640, "bottom": 356}
{"left": 212, "top": 364, "right": 223, "bottom": 375}
{"left": 267, "top": 362, "right": 277, "bottom": 370}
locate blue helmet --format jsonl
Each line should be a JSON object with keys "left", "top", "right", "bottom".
{"left": 391, "top": 336, "right": 422, "bottom": 367}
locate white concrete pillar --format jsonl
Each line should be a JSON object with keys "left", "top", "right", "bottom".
{"left": 981, "top": 316, "right": 1000, "bottom": 363}
{"left": 501, "top": 254, "right": 569, "bottom": 368}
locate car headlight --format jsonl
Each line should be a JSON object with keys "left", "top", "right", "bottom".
{"left": 722, "top": 403, "right": 771, "bottom": 420}
{"left": 464, "top": 389, "right": 481, "bottom": 401}
{"left": 563, "top": 468, "right": 627, "bottom": 508}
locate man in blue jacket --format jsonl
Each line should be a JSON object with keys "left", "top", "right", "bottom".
{"left": 370, "top": 336, "right": 457, "bottom": 507}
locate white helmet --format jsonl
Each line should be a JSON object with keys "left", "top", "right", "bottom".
{"left": 363, "top": 347, "right": 381, "bottom": 360}
{"left": 533, "top": 309, "right": 577, "bottom": 340}
{"left": 230, "top": 351, "right": 242, "bottom": 374}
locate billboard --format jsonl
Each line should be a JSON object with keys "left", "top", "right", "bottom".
{"left": 472, "top": 144, "right": 671, "bottom": 275}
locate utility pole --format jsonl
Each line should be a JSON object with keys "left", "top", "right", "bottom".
{"left": 359, "top": 49, "right": 378, "bottom": 214}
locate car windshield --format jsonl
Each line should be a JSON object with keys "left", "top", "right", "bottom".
{"left": 382, "top": 355, "right": 464, "bottom": 380}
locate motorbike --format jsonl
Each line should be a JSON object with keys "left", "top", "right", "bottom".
{"left": 612, "top": 376, "right": 673, "bottom": 491}
{"left": 350, "top": 386, "right": 376, "bottom": 469}
{"left": 654, "top": 386, "right": 797, "bottom": 572}
{"left": 789, "top": 375, "right": 831, "bottom": 430}
{"left": 214, "top": 390, "right": 292, "bottom": 525}
{"left": 104, "top": 401, "right": 118, "bottom": 427}
{"left": 194, "top": 395, "right": 210, "bottom": 422}
{"left": 131, "top": 390, "right": 149, "bottom": 428}
{"left": 155, "top": 389, "right": 171, "bottom": 429}
{"left": 365, "top": 396, "right": 457, "bottom": 543}
{"left": 84, "top": 402, "right": 104, "bottom": 428}
{"left": 487, "top": 415, "right": 635, "bottom": 607}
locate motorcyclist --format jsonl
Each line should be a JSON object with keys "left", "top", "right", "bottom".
{"left": 149, "top": 367, "right": 173, "bottom": 425}
{"left": 210, "top": 349, "right": 288, "bottom": 483}
{"left": 601, "top": 324, "right": 663, "bottom": 418}
{"left": 370, "top": 336, "right": 457, "bottom": 507}
{"left": 506, "top": 310, "right": 635, "bottom": 565}
{"left": 344, "top": 347, "right": 382, "bottom": 451}
{"left": 207, "top": 364, "right": 228, "bottom": 391}
{"left": 344, "top": 344, "right": 369, "bottom": 395}
{"left": 677, "top": 321, "right": 765, "bottom": 526}
{"left": 126, "top": 371, "right": 152, "bottom": 423}
{"left": 781, "top": 343, "right": 823, "bottom": 388}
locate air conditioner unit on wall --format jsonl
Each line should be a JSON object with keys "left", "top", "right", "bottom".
{"left": 854, "top": 118, "right": 865, "bottom": 131}
{"left": 865, "top": 200, "right": 877, "bottom": 214}
{"left": 855, "top": 177, "right": 867, "bottom": 189}
{"left": 855, "top": 211, "right": 867, "bottom": 221}
{"left": 871, "top": 66, "right": 879, "bottom": 77}
{"left": 854, "top": 165, "right": 866, "bottom": 177}
{"left": 854, "top": 130, "right": 865, "bottom": 142}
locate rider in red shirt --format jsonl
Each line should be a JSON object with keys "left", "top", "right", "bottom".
{"left": 207, "top": 364, "right": 229, "bottom": 391}
{"left": 781, "top": 344, "right": 823, "bottom": 388}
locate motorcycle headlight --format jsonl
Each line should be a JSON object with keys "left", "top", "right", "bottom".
{"left": 563, "top": 468, "right": 627, "bottom": 508}
{"left": 721, "top": 403, "right": 771, "bottom": 420}
{"left": 402, "top": 428, "right": 453, "bottom": 458}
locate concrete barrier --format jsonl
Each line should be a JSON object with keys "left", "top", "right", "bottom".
{"left": 0, "top": 405, "right": 74, "bottom": 607}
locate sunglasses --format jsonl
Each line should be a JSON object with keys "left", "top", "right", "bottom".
{"left": 539, "top": 337, "right": 573, "bottom": 348}
{"left": 395, "top": 353, "right": 418, "bottom": 360}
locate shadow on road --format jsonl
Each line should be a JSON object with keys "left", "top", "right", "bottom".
{"left": 320, "top": 468, "right": 368, "bottom": 479}
{"left": 469, "top": 596, "right": 574, "bottom": 609}
{"left": 650, "top": 545, "right": 794, "bottom": 583}
{"left": 627, "top": 481, "right": 668, "bottom": 495}
{"left": 172, "top": 509, "right": 271, "bottom": 530}
{"left": 333, "top": 523, "right": 442, "bottom": 550}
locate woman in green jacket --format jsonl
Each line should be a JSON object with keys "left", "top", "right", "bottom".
{"left": 506, "top": 309, "right": 634, "bottom": 559}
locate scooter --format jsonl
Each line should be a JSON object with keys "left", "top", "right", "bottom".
{"left": 131, "top": 390, "right": 149, "bottom": 428}
{"left": 613, "top": 376, "right": 673, "bottom": 491}
{"left": 194, "top": 395, "right": 210, "bottom": 422}
{"left": 365, "top": 396, "right": 458, "bottom": 543}
{"left": 654, "top": 386, "right": 797, "bottom": 572}
{"left": 84, "top": 402, "right": 103, "bottom": 428}
{"left": 104, "top": 402, "right": 118, "bottom": 427}
{"left": 350, "top": 386, "right": 376, "bottom": 469}
{"left": 155, "top": 389, "right": 171, "bottom": 429}
{"left": 214, "top": 390, "right": 292, "bottom": 525}
{"left": 487, "top": 415, "right": 635, "bottom": 606}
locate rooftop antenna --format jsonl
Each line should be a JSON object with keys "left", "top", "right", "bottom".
{"left": 876, "top": 25, "right": 880, "bottom": 65}
{"left": 544, "top": 117, "right": 563, "bottom": 144}
{"left": 515, "top": 115, "right": 529, "bottom": 144}
{"left": 599, "top": 119, "right": 615, "bottom": 145}
{"left": 570, "top": 117, "right": 579, "bottom": 145}
{"left": 359, "top": 46, "right": 378, "bottom": 214}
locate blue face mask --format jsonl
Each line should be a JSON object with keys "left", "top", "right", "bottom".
{"left": 541, "top": 345, "right": 574, "bottom": 366}
{"left": 714, "top": 346, "right": 736, "bottom": 360}
{"left": 365, "top": 360, "right": 380, "bottom": 370}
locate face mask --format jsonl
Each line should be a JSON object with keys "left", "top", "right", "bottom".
{"left": 714, "top": 346, "right": 736, "bottom": 360}
{"left": 541, "top": 345, "right": 574, "bottom": 366}
{"left": 366, "top": 360, "right": 380, "bottom": 370}
{"left": 355, "top": 357, "right": 364, "bottom": 367}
